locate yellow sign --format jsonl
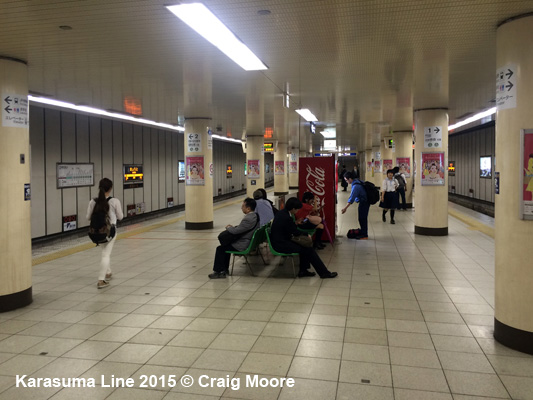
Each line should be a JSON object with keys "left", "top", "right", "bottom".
{"left": 263, "top": 142, "right": 274, "bottom": 152}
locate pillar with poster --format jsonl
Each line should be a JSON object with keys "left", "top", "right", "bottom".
{"left": 298, "top": 157, "right": 336, "bottom": 244}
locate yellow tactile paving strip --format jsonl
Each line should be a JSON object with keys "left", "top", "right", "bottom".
{"left": 32, "top": 197, "right": 245, "bottom": 266}
{"left": 448, "top": 208, "right": 495, "bottom": 238}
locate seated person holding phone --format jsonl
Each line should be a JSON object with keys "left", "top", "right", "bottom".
{"left": 295, "top": 192, "right": 325, "bottom": 249}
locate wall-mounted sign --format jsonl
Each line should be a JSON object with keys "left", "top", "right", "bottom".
{"left": 2, "top": 93, "right": 28, "bottom": 128}
{"left": 136, "top": 202, "right": 145, "bottom": 214}
{"left": 374, "top": 160, "right": 382, "bottom": 174}
{"left": 57, "top": 163, "right": 94, "bottom": 188}
{"left": 226, "top": 165, "right": 233, "bottom": 178}
{"left": 186, "top": 156, "right": 205, "bottom": 186}
{"left": 167, "top": 197, "right": 174, "bottom": 208}
{"left": 310, "top": 122, "right": 316, "bottom": 134}
{"left": 383, "top": 159, "right": 393, "bottom": 174}
{"left": 520, "top": 129, "right": 533, "bottom": 219}
{"left": 187, "top": 133, "right": 202, "bottom": 152}
{"left": 264, "top": 127, "right": 273, "bottom": 139}
{"left": 494, "top": 172, "right": 500, "bottom": 195}
{"left": 424, "top": 126, "right": 443, "bottom": 148}
{"left": 448, "top": 161, "right": 456, "bottom": 176}
{"left": 123, "top": 164, "right": 144, "bottom": 188}
{"left": 496, "top": 64, "right": 517, "bottom": 110}
{"left": 480, "top": 156, "right": 492, "bottom": 178}
{"left": 289, "top": 162, "right": 297, "bottom": 173}
{"left": 63, "top": 215, "right": 77, "bottom": 232}
{"left": 421, "top": 152, "right": 445, "bottom": 186}
{"left": 126, "top": 204, "right": 136, "bottom": 217}
{"left": 207, "top": 129, "right": 213, "bottom": 150}
{"left": 263, "top": 142, "right": 274, "bottom": 152}
{"left": 123, "top": 96, "right": 142, "bottom": 116}
{"left": 178, "top": 160, "right": 185, "bottom": 182}
{"left": 24, "top": 183, "right": 31, "bottom": 201}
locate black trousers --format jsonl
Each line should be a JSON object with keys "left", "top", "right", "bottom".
{"left": 298, "top": 247, "right": 329, "bottom": 276}
{"left": 213, "top": 244, "right": 237, "bottom": 272}
{"left": 397, "top": 187, "right": 406, "bottom": 209}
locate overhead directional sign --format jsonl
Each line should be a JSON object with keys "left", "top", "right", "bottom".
{"left": 496, "top": 64, "right": 516, "bottom": 110}
{"left": 2, "top": 93, "right": 28, "bottom": 128}
{"left": 187, "top": 133, "right": 202, "bottom": 152}
{"left": 424, "top": 126, "right": 443, "bottom": 148}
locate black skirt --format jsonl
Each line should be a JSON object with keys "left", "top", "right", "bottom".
{"left": 379, "top": 191, "right": 399, "bottom": 209}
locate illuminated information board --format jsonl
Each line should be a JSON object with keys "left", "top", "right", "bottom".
{"left": 124, "top": 164, "right": 144, "bottom": 189}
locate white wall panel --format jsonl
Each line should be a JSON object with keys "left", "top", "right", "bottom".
{"left": 165, "top": 132, "right": 172, "bottom": 207}
{"left": 143, "top": 126, "right": 152, "bottom": 212}
{"left": 122, "top": 122, "right": 134, "bottom": 211}
{"left": 133, "top": 124, "right": 143, "bottom": 205}
{"left": 44, "top": 109, "right": 62, "bottom": 235}
{"left": 159, "top": 130, "right": 166, "bottom": 210}
{"left": 76, "top": 114, "right": 90, "bottom": 229}
{"left": 30, "top": 107, "right": 46, "bottom": 238}
{"left": 112, "top": 121, "right": 124, "bottom": 216}
{"left": 151, "top": 128, "right": 159, "bottom": 210}
{"left": 89, "top": 116, "right": 102, "bottom": 201}
{"left": 172, "top": 132, "right": 178, "bottom": 205}
{"left": 178, "top": 133, "right": 185, "bottom": 205}
{"left": 61, "top": 112, "right": 77, "bottom": 228}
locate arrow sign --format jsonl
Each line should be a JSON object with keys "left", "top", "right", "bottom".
{"left": 4, "top": 106, "right": 11, "bottom": 113}
{"left": 189, "top": 134, "right": 193, "bottom": 139}
{"left": 506, "top": 81, "right": 514, "bottom": 91}
{"left": 4, "top": 96, "right": 12, "bottom": 104}
{"left": 434, "top": 127, "right": 440, "bottom": 133}
{"left": 505, "top": 69, "right": 513, "bottom": 79}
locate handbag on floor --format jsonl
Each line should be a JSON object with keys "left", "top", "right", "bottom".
{"left": 291, "top": 234, "right": 313, "bottom": 247}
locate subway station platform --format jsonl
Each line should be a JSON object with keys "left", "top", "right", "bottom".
{"left": 0, "top": 191, "right": 531, "bottom": 400}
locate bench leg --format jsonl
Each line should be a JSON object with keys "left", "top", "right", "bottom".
{"left": 258, "top": 248, "right": 267, "bottom": 265}
{"left": 243, "top": 256, "right": 255, "bottom": 276}
{"left": 230, "top": 255, "right": 236, "bottom": 276}
{"left": 290, "top": 257, "right": 296, "bottom": 278}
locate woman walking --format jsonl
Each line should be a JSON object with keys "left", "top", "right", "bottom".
{"left": 380, "top": 169, "right": 399, "bottom": 224}
{"left": 86, "top": 178, "right": 123, "bottom": 288}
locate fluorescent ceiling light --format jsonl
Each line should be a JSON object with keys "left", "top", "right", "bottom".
{"left": 320, "top": 129, "right": 336, "bottom": 139}
{"left": 28, "top": 95, "right": 185, "bottom": 132}
{"left": 449, "top": 107, "right": 496, "bottom": 131}
{"left": 167, "top": 3, "right": 267, "bottom": 71}
{"left": 323, "top": 139, "right": 336, "bottom": 150}
{"left": 295, "top": 108, "right": 318, "bottom": 122}
{"left": 211, "top": 134, "right": 242, "bottom": 144}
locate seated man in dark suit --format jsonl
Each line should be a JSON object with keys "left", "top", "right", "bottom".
{"left": 209, "top": 197, "right": 258, "bottom": 279}
{"left": 270, "top": 197, "right": 337, "bottom": 279}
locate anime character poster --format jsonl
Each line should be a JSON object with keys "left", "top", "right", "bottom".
{"left": 275, "top": 161, "right": 285, "bottom": 175}
{"left": 383, "top": 159, "right": 393, "bottom": 174}
{"left": 186, "top": 156, "right": 205, "bottom": 186}
{"left": 247, "top": 160, "right": 260, "bottom": 179}
{"left": 396, "top": 157, "right": 411, "bottom": 178}
{"left": 367, "top": 161, "right": 372, "bottom": 173}
{"left": 522, "top": 131, "right": 533, "bottom": 217}
{"left": 289, "top": 162, "right": 298, "bottom": 173}
{"left": 421, "top": 153, "right": 445, "bottom": 186}
{"left": 374, "top": 160, "right": 382, "bottom": 174}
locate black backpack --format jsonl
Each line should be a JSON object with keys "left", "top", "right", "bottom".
{"left": 88, "top": 197, "right": 115, "bottom": 245}
{"left": 356, "top": 181, "right": 380, "bottom": 205}
{"left": 394, "top": 173, "right": 406, "bottom": 190}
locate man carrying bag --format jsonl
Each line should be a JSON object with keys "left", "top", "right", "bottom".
{"left": 209, "top": 198, "right": 258, "bottom": 279}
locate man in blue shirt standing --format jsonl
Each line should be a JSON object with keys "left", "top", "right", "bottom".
{"left": 341, "top": 171, "right": 369, "bottom": 240}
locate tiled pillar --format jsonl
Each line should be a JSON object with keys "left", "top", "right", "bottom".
{"left": 0, "top": 57, "right": 32, "bottom": 311}
{"left": 393, "top": 130, "right": 414, "bottom": 207}
{"left": 289, "top": 150, "right": 299, "bottom": 189}
{"left": 274, "top": 142, "right": 288, "bottom": 195}
{"left": 494, "top": 13, "right": 533, "bottom": 354}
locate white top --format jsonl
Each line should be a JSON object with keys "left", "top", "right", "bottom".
{"left": 381, "top": 178, "right": 399, "bottom": 192}
{"left": 86, "top": 197, "right": 124, "bottom": 225}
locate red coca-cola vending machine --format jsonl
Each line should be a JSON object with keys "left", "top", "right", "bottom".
{"left": 298, "top": 157, "right": 336, "bottom": 243}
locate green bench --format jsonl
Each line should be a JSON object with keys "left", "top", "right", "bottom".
{"left": 226, "top": 225, "right": 267, "bottom": 276}
{"left": 265, "top": 227, "right": 298, "bottom": 278}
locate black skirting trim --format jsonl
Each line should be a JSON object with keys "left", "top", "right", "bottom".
{"left": 185, "top": 221, "right": 214, "bottom": 230}
{"left": 494, "top": 318, "right": 533, "bottom": 355}
{"left": 406, "top": 203, "right": 413, "bottom": 209}
{"left": 0, "top": 287, "right": 32, "bottom": 313}
{"left": 414, "top": 226, "right": 448, "bottom": 236}
{"left": 289, "top": 186, "right": 299, "bottom": 190}
{"left": 274, "top": 192, "right": 289, "bottom": 196}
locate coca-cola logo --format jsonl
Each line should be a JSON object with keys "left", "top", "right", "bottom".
{"left": 306, "top": 165, "right": 326, "bottom": 196}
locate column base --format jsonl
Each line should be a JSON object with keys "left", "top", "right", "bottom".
{"left": 494, "top": 318, "right": 533, "bottom": 355}
{"left": 414, "top": 226, "right": 448, "bottom": 236}
{"left": 289, "top": 186, "right": 298, "bottom": 190}
{"left": 274, "top": 191, "right": 289, "bottom": 196}
{"left": 0, "top": 287, "right": 32, "bottom": 313}
{"left": 185, "top": 221, "right": 214, "bottom": 230}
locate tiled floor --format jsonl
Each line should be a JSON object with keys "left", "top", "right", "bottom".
{"left": 2, "top": 191, "right": 533, "bottom": 399}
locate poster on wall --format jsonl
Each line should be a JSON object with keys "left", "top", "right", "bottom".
{"left": 480, "top": 156, "right": 492, "bottom": 178}
{"left": 421, "top": 152, "right": 445, "bottom": 186}
{"left": 57, "top": 163, "right": 94, "bottom": 188}
{"left": 448, "top": 161, "right": 456, "bottom": 176}
{"left": 62, "top": 215, "right": 77, "bottom": 232}
{"left": 383, "top": 159, "right": 393, "bottom": 174}
{"left": 186, "top": 156, "right": 205, "bottom": 186}
{"left": 289, "top": 162, "right": 298, "bottom": 173}
{"left": 374, "top": 160, "right": 382, "bottom": 174}
{"left": 247, "top": 160, "right": 260, "bottom": 179}
{"left": 226, "top": 165, "right": 232, "bottom": 178}
{"left": 395, "top": 157, "right": 411, "bottom": 178}
{"left": 521, "top": 129, "right": 533, "bottom": 219}
{"left": 275, "top": 161, "right": 285, "bottom": 175}
{"left": 366, "top": 161, "right": 372, "bottom": 173}
{"left": 178, "top": 160, "right": 185, "bottom": 182}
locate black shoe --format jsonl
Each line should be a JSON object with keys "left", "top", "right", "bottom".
{"left": 320, "top": 272, "right": 338, "bottom": 279}
{"left": 208, "top": 271, "right": 227, "bottom": 279}
{"left": 298, "top": 271, "right": 316, "bottom": 278}
{"left": 391, "top": 220, "right": 395, "bottom": 224}
{"left": 313, "top": 243, "right": 326, "bottom": 249}
{"left": 355, "top": 235, "right": 368, "bottom": 240}
{"left": 382, "top": 214, "right": 386, "bottom": 222}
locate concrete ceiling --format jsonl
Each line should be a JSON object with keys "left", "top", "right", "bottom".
{"left": 1, "top": 0, "right": 531, "bottom": 152}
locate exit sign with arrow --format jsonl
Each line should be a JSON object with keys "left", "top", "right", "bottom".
{"left": 424, "top": 126, "right": 443, "bottom": 148}
{"left": 2, "top": 93, "right": 28, "bottom": 128}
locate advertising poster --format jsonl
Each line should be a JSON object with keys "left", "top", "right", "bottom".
{"left": 178, "top": 161, "right": 185, "bottom": 182}
{"left": 62, "top": 215, "right": 77, "bottom": 232}
{"left": 247, "top": 159, "right": 260, "bottom": 179}
{"left": 383, "top": 159, "right": 393, "bottom": 174}
{"left": 289, "top": 162, "right": 298, "bottom": 173}
{"left": 396, "top": 157, "right": 411, "bottom": 178}
{"left": 521, "top": 130, "right": 533, "bottom": 218}
{"left": 480, "top": 156, "right": 492, "bottom": 178}
{"left": 366, "top": 161, "right": 372, "bottom": 173}
{"left": 374, "top": 160, "right": 382, "bottom": 174}
{"left": 275, "top": 161, "right": 285, "bottom": 175}
{"left": 186, "top": 156, "right": 205, "bottom": 186}
{"left": 421, "top": 152, "right": 445, "bottom": 186}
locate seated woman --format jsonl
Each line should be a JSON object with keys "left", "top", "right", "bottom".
{"left": 270, "top": 197, "right": 337, "bottom": 279}
{"left": 295, "top": 192, "right": 325, "bottom": 249}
